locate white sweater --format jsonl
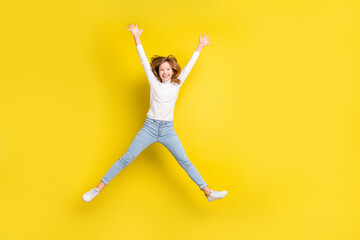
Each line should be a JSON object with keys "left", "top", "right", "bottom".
{"left": 136, "top": 44, "right": 200, "bottom": 121}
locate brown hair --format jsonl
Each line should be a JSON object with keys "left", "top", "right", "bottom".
{"left": 150, "top": 54, "right": 182, "bottom": 84}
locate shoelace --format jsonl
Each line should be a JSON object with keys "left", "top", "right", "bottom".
{"left": 88, "top": 189, "right": 99, "bottom": 197}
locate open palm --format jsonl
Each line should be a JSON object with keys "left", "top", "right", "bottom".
{"left": 199, "top": 32, "right": 213, "bottom": 47}
{"left": 126, "top": 23, "right": 143, "bottom": 38}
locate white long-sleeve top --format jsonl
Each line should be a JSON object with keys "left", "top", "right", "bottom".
{"left": 136, "top": 43, "right": 200, "bottom": 121}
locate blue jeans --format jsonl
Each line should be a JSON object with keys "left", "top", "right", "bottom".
{"left": 100, "top": 117, "right": 208, "bottom": 190}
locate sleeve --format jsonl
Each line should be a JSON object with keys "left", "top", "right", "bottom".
{"left": 136, "top": 44, "right": 158, "bottom": 86}
{"left": 177, "top": 50, "right": 200, "bottom": 86}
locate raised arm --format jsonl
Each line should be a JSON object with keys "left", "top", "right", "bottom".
{"left": 178, "top": 32, "right": 213, "bottom": 86}
{"left": 126, "top": 23, "right": 157, "bottom": 86}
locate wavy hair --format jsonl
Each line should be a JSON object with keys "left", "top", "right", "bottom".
{"left": 150, "top": 54, "right": 182, "bottom": 84}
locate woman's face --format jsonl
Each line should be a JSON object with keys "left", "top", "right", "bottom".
{"left": 159, "top": 61, "right": 174, "bottom": 82}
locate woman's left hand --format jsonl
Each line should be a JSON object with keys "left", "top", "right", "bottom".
{"left": 199, "top": 32, "right": 213, "bottom": 47}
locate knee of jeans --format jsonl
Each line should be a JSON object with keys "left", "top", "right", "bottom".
{"left": 178, "top": 156, "right": 193, "bottom": 168}
{"left": 120, "top": 150, "right": 136, "bottom": 165}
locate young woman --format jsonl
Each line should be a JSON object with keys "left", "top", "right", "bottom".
{"left": 82, "top": 23, "right": 228, "bottom": 203}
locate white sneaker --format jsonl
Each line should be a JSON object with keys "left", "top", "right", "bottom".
{"left": 206, "top": 190, "right": 228, "bottom": 202}
{"left": 82, "top": 188, "right": 100, "bottom": 202}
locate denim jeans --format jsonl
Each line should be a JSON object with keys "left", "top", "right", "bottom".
{"left": 100, "top": 117, "right": 208, "bottom": 190}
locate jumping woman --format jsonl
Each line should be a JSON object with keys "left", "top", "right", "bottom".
{"left": 82, "top": 23, "right": 228, "bottom": 203}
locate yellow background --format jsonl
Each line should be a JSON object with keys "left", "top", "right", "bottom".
{"left": 0, "top": 0, "right": 359, "bottom": 239}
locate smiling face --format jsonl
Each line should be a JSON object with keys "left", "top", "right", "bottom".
{"left": 159, "top": 61, "right": 174, "bottom": 82}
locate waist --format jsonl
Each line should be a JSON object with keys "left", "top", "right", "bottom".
{"left": 146, "top": 117, "right": 173, "bottom": 124}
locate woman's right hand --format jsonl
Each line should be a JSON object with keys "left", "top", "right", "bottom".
{"left": 126, "top": 23, "right": 143, "bottom": 38}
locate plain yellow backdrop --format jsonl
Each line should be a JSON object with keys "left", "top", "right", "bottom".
{"left": 0, "top": 0, "right": 359, "bottom": 239}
